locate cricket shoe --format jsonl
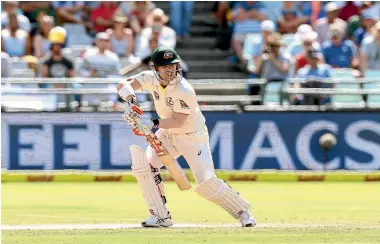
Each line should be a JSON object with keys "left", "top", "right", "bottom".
{"left": 141, "top": 214, "right": 173, "bottom": 228}
{"left": 238, "top": 210, "right": 256, "bottom": 227}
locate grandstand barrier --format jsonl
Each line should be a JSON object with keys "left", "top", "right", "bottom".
{"left": 2, "top": 78, "right": 380, "bottom": 111}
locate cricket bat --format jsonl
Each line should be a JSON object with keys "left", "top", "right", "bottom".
{"left": 143, "top": 130, "right": 191, "bottom": 191}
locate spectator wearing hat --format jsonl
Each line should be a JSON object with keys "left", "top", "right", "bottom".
{"left": 79, "top": 32, "right": 121, "bottom": 78}
{"left": 294, "top": 48, "right": 332, "bottom": 105}
{"left": 91, "top": 1, "right": 118, "bottom": 33}
{"left": 288, "top": 27, "right": 320, "bottom": 58}
{"left": 322, "top": 24, "right": 358, "bottom": 68}
{"left": 170, "top": 1, "right": 194, "bottom": 42}
{"left": 353, "top": 8, "right": 378, "bottom": 46}
{"left": 41, "top": 26, "right": 79, "bottom": 108}
{"left": 42, "top": 26, "right": 73, "bottom": 79}
{"left": 314, "top": 2, "right": 347, "bottom": 45}
{"left": 254, "top": 32, "right": 291, "bottom": 82}
{"left": 107, "top": 16, "right": 134, "bottom": 58}
{"left": 135, "top": 8, "right": 176, "bottom": 63}
{"left": 244, "top": 20, "right": 275, "bottom": 75}
{"left": 231, "top": 1, "right": 268, "bottom": 67}
{"left": 245, "top": 20, "right": 275, "bottom": 99}
{"left": 360, "top": 21, "right": 380, "bottom": 72}
{"left": 1, "top": 1, "right": 31, "bottom": 32}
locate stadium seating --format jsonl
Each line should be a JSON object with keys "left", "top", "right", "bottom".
{"left": 331, "top": 83, "right": 366, "bottom": 108}
{"left": 330, "top": 68, "right": 355, "bottom": 80}
{"left": 364, "top": 70, "right": 380, "bottom": 79}
{"left": 10, "top": 68, "right": 36, "bottom": 79}
{"left": 363, "top": 70, "right": 380, "bottom": 107}
{"left": 10, "top": 58, "right": 28, "bottom": 69}
{"left": 329, "top": 69, "right": 364, "bottom": 108}
{"left": 263, "top": 82, "right": 283, "bottom": 105}
{"left": 364, "top": 82, "right": 380, "bottom": 108}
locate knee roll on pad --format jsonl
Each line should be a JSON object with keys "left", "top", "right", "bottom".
{"left": 195, "top": 177, "right": 251, "bottom": 219}
{"left": 130, "top": 145, "right": 168, "bottom": 218}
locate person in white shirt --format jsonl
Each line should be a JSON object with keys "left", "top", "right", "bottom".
{"left": 314, "top": 2, "right": 347, "bottom": 45}
{"left": 79, "top": 32, "right": 121, "bottom": 78}
{"left": 117, "top": 46, "right": 256, "bottom": 228}
{"left": 79, "top": 32, "right": 121, "bottom": 106}
{"left": 135, "top": 8, "right": 176, "bottom": 62}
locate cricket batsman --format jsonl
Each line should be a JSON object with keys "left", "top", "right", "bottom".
{"left": 117, "top": 46, "right": 256, "bottom": 228}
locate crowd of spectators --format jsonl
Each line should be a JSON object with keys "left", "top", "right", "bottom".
{"left": 1, "top": 1, "right": 193, "bottom": 110}
{"left": 212, "top": 1, "right": 380, "bottom": 105}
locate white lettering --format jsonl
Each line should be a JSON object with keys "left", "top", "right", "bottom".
{"left": 241, "top": 121, "right": 295, "bottom": 170}
{"left": 345, "top": 120, "right": 380, "bottom": 170}
{"left": 209, "top": 121, "right": 234, "bottom": 169}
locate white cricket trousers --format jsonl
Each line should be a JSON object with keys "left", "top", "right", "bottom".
{"left": 146, "top": 128, "right": 217, "bottom": 184}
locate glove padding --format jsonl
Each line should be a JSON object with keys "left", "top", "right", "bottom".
{"left": 132, "top": 120, "right": 155, "bottom": 136}
{"left": 124, "top": 97, "right": 143, "bottom": 126}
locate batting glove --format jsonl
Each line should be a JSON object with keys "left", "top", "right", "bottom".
{"left": 123, "top": 97, "right": 143, "bottom": 126}
{"left": 132, "top": 120, "right": 156, "bottom": 136}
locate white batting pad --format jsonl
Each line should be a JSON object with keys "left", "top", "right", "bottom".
{"left": 195, "top": 177, "right": 251, "bottom": 219}
{"left": 130, "top": 145, "right": 168, "bottom": 218}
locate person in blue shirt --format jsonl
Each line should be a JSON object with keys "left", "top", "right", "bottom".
{"left": 294, "top": 48, "right": 333, "bottom": 105}
{"left": 231, "top": 1, "right": 268, "bottom": 67}
{"left": 322, "top": 23, "right": 358, "bottom": 68}
{"left": 353, "top": 9, "right": 378, "bottom": 46}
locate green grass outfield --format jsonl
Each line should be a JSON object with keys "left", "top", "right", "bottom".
{"left": 2, "top": 182, "right": 380, "bottom": 244}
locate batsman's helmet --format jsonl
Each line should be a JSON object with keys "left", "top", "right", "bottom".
{"left": 150, "top": 46, "right": 182, "bottom": 85}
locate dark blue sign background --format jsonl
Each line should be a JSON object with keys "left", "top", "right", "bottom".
{"left": 3, "top": 112, "right": 380, "bottom": 170}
